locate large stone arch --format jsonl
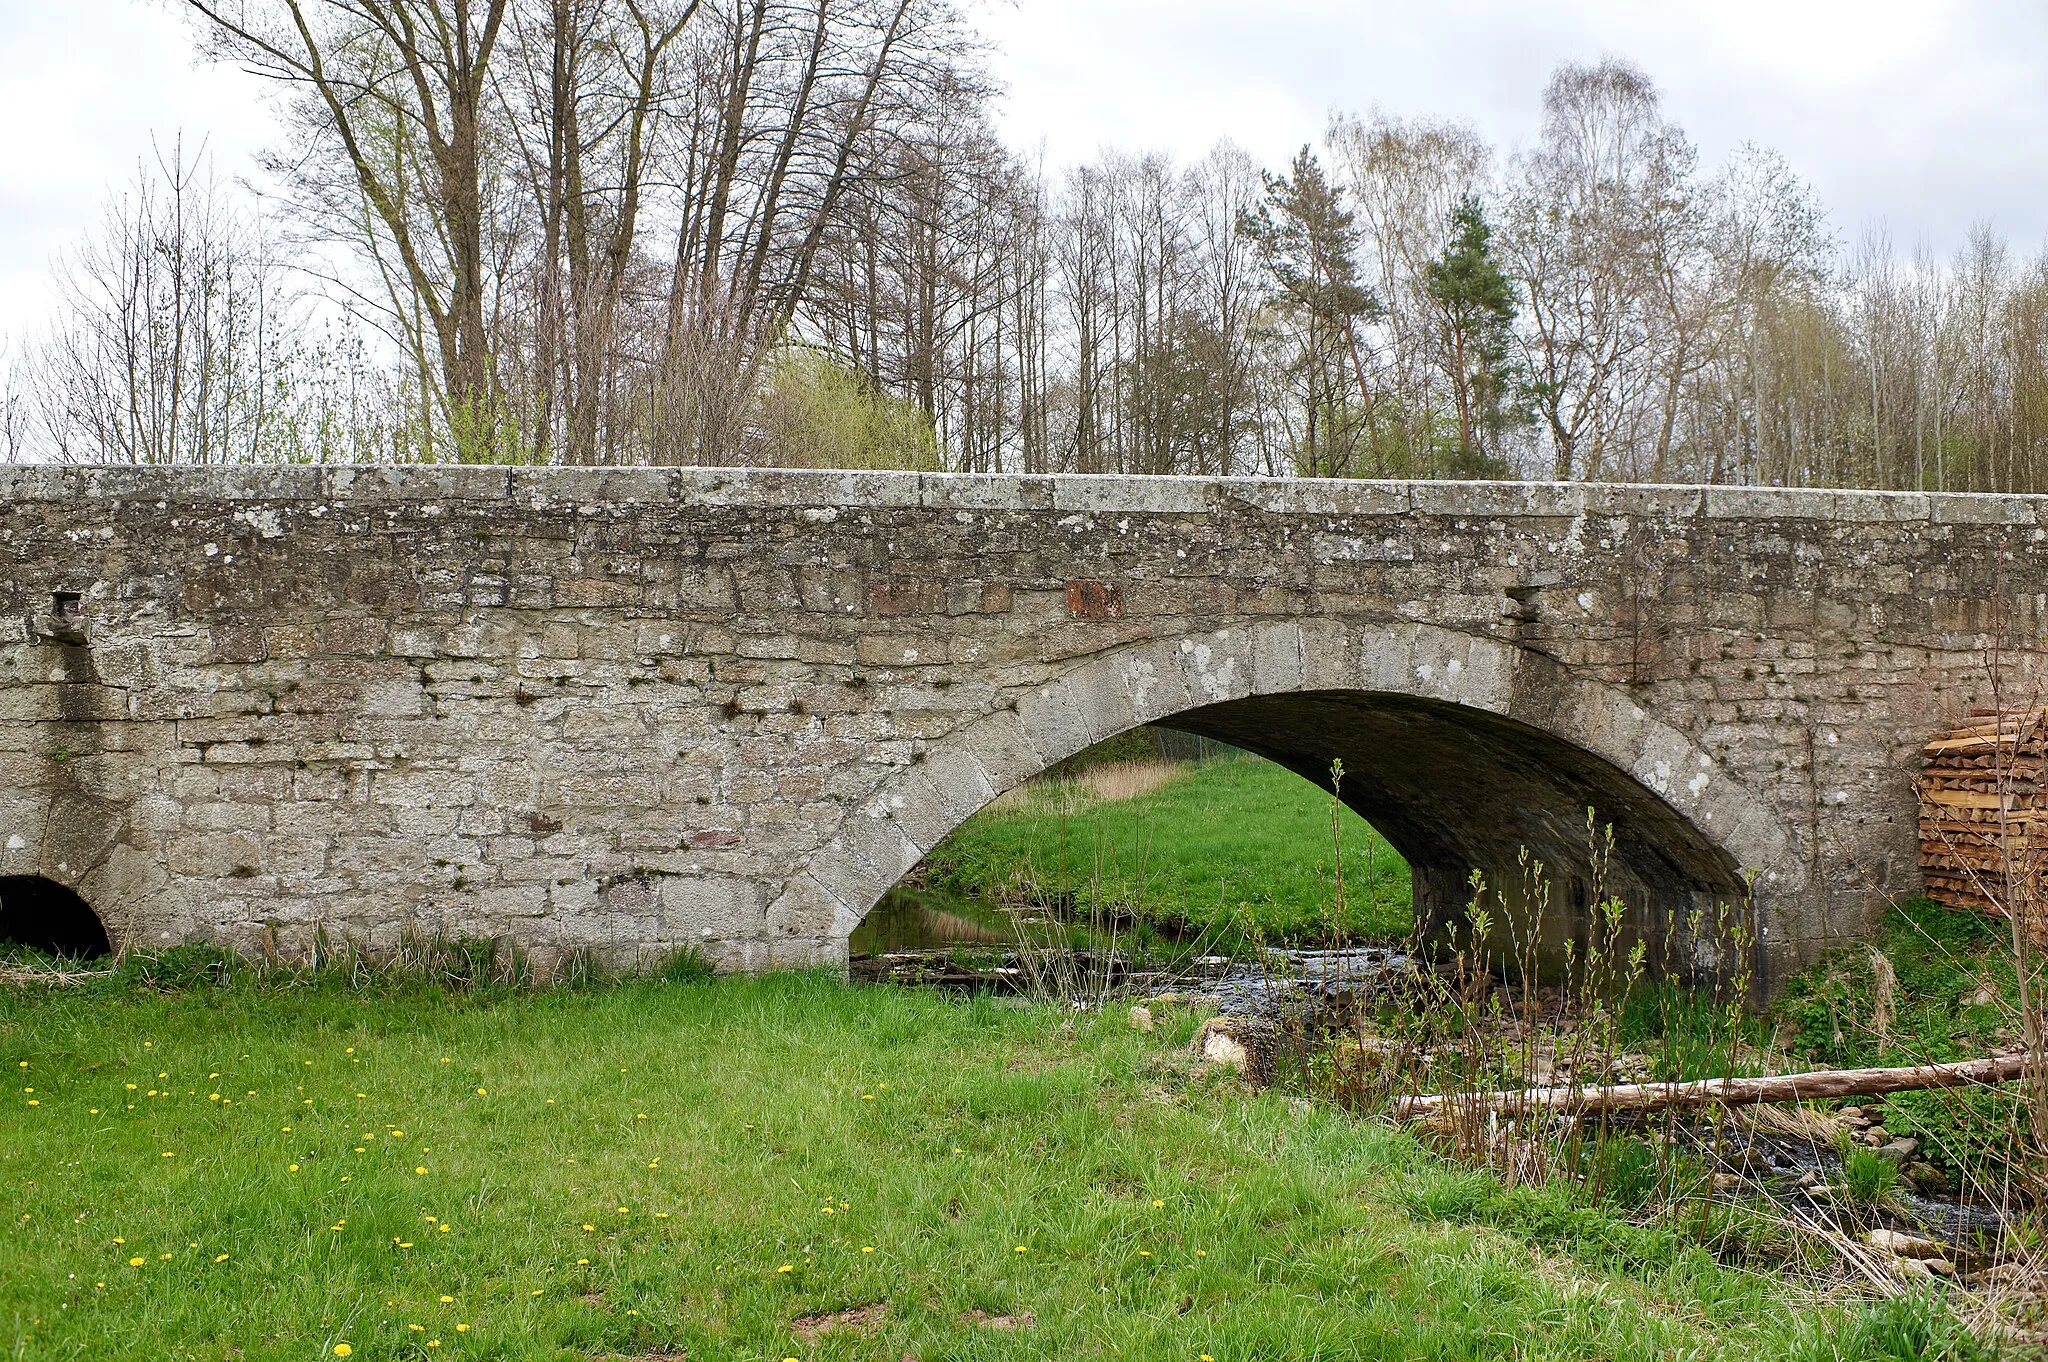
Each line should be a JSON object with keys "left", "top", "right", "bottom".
{"left": 771, "top": 620, "right": 1799, "bottom": 982}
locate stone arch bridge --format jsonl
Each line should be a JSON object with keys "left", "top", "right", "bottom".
{"left": 3, "top": 466, "right": 2042, "bottom": 992}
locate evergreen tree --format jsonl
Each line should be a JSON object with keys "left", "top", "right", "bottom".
{"left": 1424, "top": 195, "right": 1521, "bottom": 473}
{"left": 1242, "top": 148, "right": 1382, "bottom": 476}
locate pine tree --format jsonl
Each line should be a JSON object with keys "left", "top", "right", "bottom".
{"left": 1241, "top": 148, "right": 1382, "bottom": 476}
{"left": 1424, "top": 195, "right": 1521, "bottom": 474}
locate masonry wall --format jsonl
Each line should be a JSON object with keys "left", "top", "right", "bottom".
{"left": 1, "top": 465, "right": 2042, "bottom": 987}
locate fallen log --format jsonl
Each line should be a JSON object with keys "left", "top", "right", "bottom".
{"left": 1394, "top": 1052, "right": 2039, "bottom": 1121}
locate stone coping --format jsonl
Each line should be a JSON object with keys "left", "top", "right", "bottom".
{"left": 1, "top": 463, "right": 2043, "bottom": 526}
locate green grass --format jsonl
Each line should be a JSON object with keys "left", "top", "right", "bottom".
{"left": 0, "top": 964, "right": 1868, "bottom": 1361}
{"left": 920, "top": 758, "right": 1413, "bottom": 944}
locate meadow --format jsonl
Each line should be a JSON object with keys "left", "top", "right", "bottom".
{"left": 0, "top": 961, "right": 1915, "bottom": 1362}
{"left": 911, "top": 754, "right": 1414, "bottom": 946}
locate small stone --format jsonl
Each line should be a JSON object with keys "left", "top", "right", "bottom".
{"left": 1875, "top": 1138, "right": 1919, "bottom": 1163}
{"left": 1711, "top": 1172, "right": 1743, "bottom": 1192}
{"left": 1865, "top": 1228, "right": 1945, "bottom": 1259}
{"left": 1925, "top": 1258, "right": 1955, "bottom": 1276}
{"left": 1127, "top": 1005, "right": 1155, "bottom": 1034}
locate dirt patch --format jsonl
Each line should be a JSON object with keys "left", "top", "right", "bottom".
{"left": 960, "top": 1309, "right": 1035, "bottom": 1330}
{"left": 792, "top": 1302, "right": 887, "bottom": 1341}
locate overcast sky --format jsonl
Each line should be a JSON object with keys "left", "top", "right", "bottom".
{"left": 5, "top": 0, "right": 2048, "bottom": 341}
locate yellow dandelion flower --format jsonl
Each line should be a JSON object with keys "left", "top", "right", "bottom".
{"left": 456, "top": 1324, "right": 469, "bottom": 1333}
{"left": 1139, "top": 1250, "right": 1151, "bottom": 1258}
{"left": 160, "top": 1151, "right": 174, "bottom": 1158}
{"left": 25, "top": 1100, "right": 36, "bottom": 1107}
{"left": 1196, "top": 1250, "right": 1207, "bottom": 1258}
{"left": 159, "top": 1253, "right": 172, "bottom": 1260}
{"left": 408, "top": 1323, "right": 424, "bottom": 1332}
{"left": 1152, "top": 1199, "right": 1165, "bottom": 1208}
{"left": 577, "top": 1258, "right": 589, "bottom": 1266}
{"left": 333, "top": 1346, "right": 353, "bottom": 1358}
{"left": 475, "top": 1088, "right": 487, "bottom": 1095}
{"left": 438, "top": 1224, "right": 450, "bottom": 1233}
{"left": 426, "top": 1343, "right": 440, "bottom": 1350}
{"left": 289, "top": 1164, "right": 299, "bottom": 1172}
{"left": 616, "top": 1207, "right": 628, "bottom": 1214}
{"left": 400, "top": 1242, "right": 413, "bottom": 1248}
{"left": 88, "top": 1108, "right": 98, "bottom": 1114}
{"left": 214, "top": 1254, "right": 229, "bottom": 1263}
{"left": 582, "top": 1223, "right": 595, "bottom": 1232}
{"left": 113, "top": 1239, "right": 125, "bottom": 1245}
{"left": 1015, "top": 1245, "right": 1027, "bottom": 1253}
{"left": 415, "top": 1166, "right": 428, "bottom": 1175}
{"left": 819, "top": 1207, "right": 833, "bottom": 1215}
{"left": 439, "top": 1295, "right": 453, "bottom": 1303}
{"left": 531, "top": 1290, "right": 543, "bottom": 1297}
{"left": 128, "top": 1257, "right": 143, "bottom": 1267}
{"left": 861, "top": 1246, "right": 874, "bottom": 1254}
{"left": 777, "top": 1264, "right": 794, "bottom": 1273}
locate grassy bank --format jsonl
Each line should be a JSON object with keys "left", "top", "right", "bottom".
{"left": 915, "top": 756, "right": 1413, "bottom": 945}
{"left": 0, "top": 962, "right": 1888, "bottom": 1361}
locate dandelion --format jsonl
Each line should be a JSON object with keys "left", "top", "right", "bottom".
{"left": 415, "top": 1167, "right": 428, "bottom": 1175}
{"left": 440, "top": 1058, "right": 450, "bottom": 1064}
{"left": 531, "top": 1290, "right": 543, "bottom": 1297}
{"left": 88, "top": 1108, "right": 98, "bottom": 1115}
{"left": 426, "top": 1343, "right": 440, "bottom": 1350}
{"left": 438, "top": 1225, "right": 450, "bottom": 1234}
{"left": 161, "top": 1151, "right": 174, "bottom": 1158}
{"left": 777, "top": 1264, "right": 793, "bottom": 1273}
{"left": 159, "top": 1253, "right": 172, "bottom": 1260}
{"left": 861, "top": 1246, "right": 874, "bottom": 1254}
{"left": 456, "top": 1324, "right": 469, "bottom": 1333}
{"left": 289, "top": 1165, "right": 300, "bottom": 1173}
{"left": 582, "top": 1224, "right": 595, "bottom": 1232}
{"left": 819, "top": 1207, "right": 833, "bottom": 1215}
{"left": 408, "top": 1323, "right": 425, "bottom": 1332}
{"left": 25, "top": 1100, "right": 36, "bottom": 1107}
{"left": 214, "top": 1254, "right": 229, "bottom": 1263}
{"left": 128, "top": 1257, "right": 143, "bottom": 1267}
{"left": 635, "top": 1113, "right": 647, "bottom": 1120}
{"left": 475, "top": 1088, "right": 487, "bottom": 1096}
{"left": 113, "top": 1239, "right": 124, "bottom": 1245}
{"left": 577, "top": 1258, "right": 589, "bottom": 1265}
{"left": 1015, "top": 1246, "right": 1027, "bottom": 1254}
{"left": 1196, "top": 1250, "right": 1207, "bottom": 1258}
{"left": 400, "top": 1242, "right": 414, "bottom": 1249}
{"left": 617, "top": 1207, "right": 629, "bottom": 1214}
{"left": 1152, "top": 1200, "right": 1165, "bottom": 1208}
{"left": 333, "top": 1346, "right": 352, "bottom": 1358}
{"left": 440, "top": 1295, "right": 454, "bottom": 1303}
{"left": 654, "top": 1212, "right": 670, "bottom": 1219}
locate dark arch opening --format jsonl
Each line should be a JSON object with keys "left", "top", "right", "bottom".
{"left": 1159, "top": 690, "right": 1753, "bottom": 981}
{"left": 0, "top": 876, "right": 113, "bottom": 960}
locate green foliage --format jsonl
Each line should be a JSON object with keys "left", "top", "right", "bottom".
{"left": 1787, "top": 1291, "right": 1998, "bottom": 1362}
{"left": 0, "top": 972, "right": 1829, "bottom": 1359}
{"left": 754, "top": 345, "right": 940, "bottom": 471}
{"left": 1839, "top": 1142, "right": 1902, "bottom": 1206}
{"left": 919, "top": 756, "right": 1413, "bottom": 943}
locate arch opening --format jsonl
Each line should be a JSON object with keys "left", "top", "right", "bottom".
{"left": 1154, "top": 690, "right": 1753, "bottom": 980}
{"left": 0, "top": 876, "right": 113, "bottom": 960}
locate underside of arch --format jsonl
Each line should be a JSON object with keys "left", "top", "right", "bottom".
{"left": 1161, "top": 691, "right": 1753, "bottom": 979}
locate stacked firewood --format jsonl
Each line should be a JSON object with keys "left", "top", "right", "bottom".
{"left": 1919, "top": 709, "right": 2048, "bottom": 924}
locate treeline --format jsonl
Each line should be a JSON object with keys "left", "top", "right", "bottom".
{"left": 6, "top": 0, "right": 2048, "bottom": 492}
